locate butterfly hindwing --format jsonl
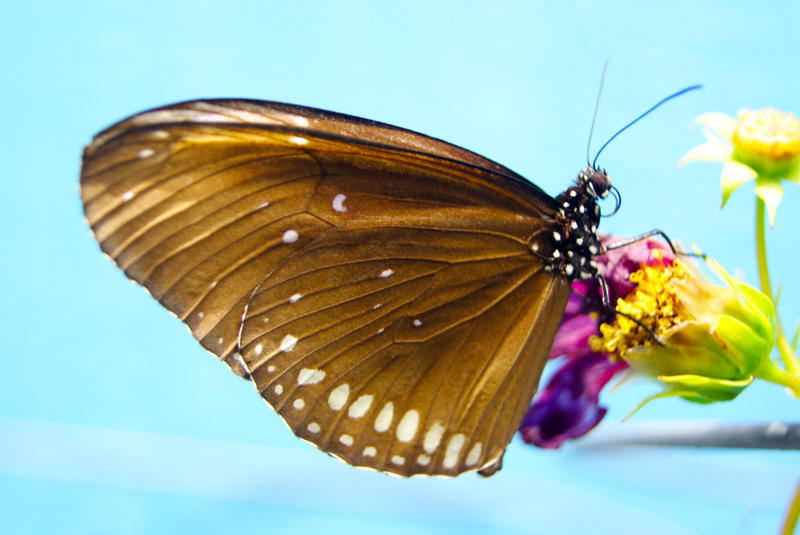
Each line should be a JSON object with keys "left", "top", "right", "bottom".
{"left": 80, "top": 99, "right": 570, "bottom": 475}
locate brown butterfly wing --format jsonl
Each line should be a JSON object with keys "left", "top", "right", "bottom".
{"left": 80, "top": 99, "right": 570, "bottom": 476}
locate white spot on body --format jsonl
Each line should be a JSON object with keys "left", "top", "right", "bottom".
{"left": 282, "top": 230, "right": 299, "bottom": 243}
{"left": 273, "top": 384, "right": 283, "bottom": 395}
{"left": 328, "top": 383, "right": 350, "bottom": 410}
{"left": 531, "top": 242, "right": 539, "bottom": 252}
{"left": 443, "top": 433, "right": 466, "bottom": 469}
{"left": 412, "top": 319, "right": 422, "bottom": 327}
{"left": 552, "top": 250, "right": 561, "bottom": 258}
{"left": 423, "top": 422, "right": 445, "bottom": 454}
{"left": 553, "top": 231, "right": 561, "bottom": 241}
{"left": 121, "top": 191, "right": 134, "bottom": 202}
{"left": 297, "top": 368, "right": 326, "bottom": 385}
{"left": 571, "top": 221, "right": 578, "bottom": 230}
{"left": 307, "top": 422, "right": 321, "bottom": 433}
{"left": 390, "top": 455, "right": 405, "bottom": 466}
{"left": 396, "top": 410, "right": 420, "bottom": 443}
{"left": 374, "top": 402, "right": 394, "bottom": 432}
{"left": 579, "top": 205, "right": 586, "bottom": 213}
{"left": 293, "top": 398, "right": 305, "bottom": 409}
{"left": 279, "top": 334, "right": 298, "bottom": 352}
{"left": 588, "top": 245, "right": 598, "bottom": 255}
{"left": 417, "top": 454, "right": 431, "bottom": 466}
{"left": 565, "top": 264, "right": 574, "bottom": 276}
{"left": 465, "top": 442, "right": 483, "bottom": 466}
{"left": 138, "top": 148, "right": 154, "bottom": 158}
{"left": 576, "top": 237, "right": 584, "bottom": 246}
{"left": 332, "top": 193, "right": 347, "bottom": 212}
{"left": 362, "top": 446, "right": 377, "bottom": 457}
{"left": 288, "top": 293, "right": 303, "bottom": 303}
{"left": 339, "top": 434, "right": 353, "bottom": 446}
{"left": 379, "top": 269, "right": 394, "bottom": 278}
{"left": 348, "top": 394, "right": 374, "bottom": 418}
{"left": 569, "top": 190, "right": 577, "bottom": 197}
{"left": 288, "top": 135, "right": 308, "bottom": 145}
{"left": 562, "top": 201, "right": 570, "bottom": 208}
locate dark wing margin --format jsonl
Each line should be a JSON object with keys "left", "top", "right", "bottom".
{"left": 80, "top": 99, "right": 568, "bottom": 476}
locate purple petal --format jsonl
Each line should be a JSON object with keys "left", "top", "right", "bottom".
{"left": 520, "top": 353, "right": 628, "bottom": 449}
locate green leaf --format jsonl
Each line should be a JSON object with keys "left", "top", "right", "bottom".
{"left": 720, "top": 161, "right": 757, "bottom": 207}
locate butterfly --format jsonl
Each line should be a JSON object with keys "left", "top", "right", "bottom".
{"left": 79, "top": 98, "right": 634, "bottom": 477}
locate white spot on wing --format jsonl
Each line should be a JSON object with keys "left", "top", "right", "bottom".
{"left": 348, "top": 394, "right": 374, "bottom": 418}
{"left": 328, "top": 383, "right": 350, "bottom": 411}
{"left": 138, "top": 148, "right": 154, "bottom": 158}
{"left": 396, "top": 410, "right": 420, "bottom": 443}
{"left": 254, "top": 343, "right": 263, "bottom": 356}
{"left": 423, "top": 422, "right": 445, "bottom": 454}
{"left": 374, "top": 402, "right": 394, "bottom": 433}
{"left": 151, "top": 130, "right": 168, "bottom": 139}
{"left": 121, "top": 191, "right": 134, "bottom": 202}
{"left": 290, "top": 116, "right": 309, "bottom": 127}
{"left": 412, "top": 319, "right": 422, "bottom": 327}
{"left": 307, "top": 422, "right": 320, "bottom": 433}
{"left": 417, "top": 454, "right": 431, "bottom": 466}
{"left": 362, "top": 446, "right": 377, "bottom": 457}
{"left": 297, "top": 368, "right": 326, "bottom": 385}
{"left": 282, "top": 230, "right": 299, "bottom": 243}
{"left": 390, "top": 455, "right": 405, "bottom": 466}
{"left": 279, "top": 334, "right": 298, "bottom": 352}
{"left": 379, "top": 269, "right": 394, "bottom": 278}
{"left": 443, "top": 433, "right": 466, "bottom": 469}
{"left": 273, "top": 384, "right": 283, "bottom": 395}
{"left": 288, "top": 293, "right": 303, "bottom": 303}
{"left": 256, "top": 201, "right": 270, "bottom": 210}
{"left": 465, "top": 442, "right": 483, "bottom": 466}
{"left": 332, "top": 193, "right": 347, "bottom": 212}
{"left": 288, "top": 135, "right": 308, "bottom": 145}
{"left": 267, "top": 365, "right": 276, "bottom": 373}
{"left": 339, "top": 434, "right": 353, "bottom": 446}
{"left": 293, "top": 398, "right": 305, "bottom": 409}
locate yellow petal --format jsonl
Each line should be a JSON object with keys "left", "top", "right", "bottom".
{"left": 720, "top": 161, "right": 757, "bottom": 206}
{"left": 754, "top": 177, "right": 783, "bottom": 227}
{"left": 692, "top": 112, "right": 737, "bottom": 141}
{"left": 678, "top": 138, "right": 731, "bottom": 166}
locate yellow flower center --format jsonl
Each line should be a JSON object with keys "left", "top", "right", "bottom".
{"left": 590, "top": 255, "right": 691, "bottom": 357}
{"left": 732, "top": 108, "right": 800, "bottom": 175}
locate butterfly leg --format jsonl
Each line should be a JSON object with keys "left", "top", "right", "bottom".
{"left": 602, "top": 229, "right": 706, "bottom": 259}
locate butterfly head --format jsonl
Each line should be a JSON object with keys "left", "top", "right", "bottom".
{"left": 577, "top": 167, "right": 612, "bottom": 199}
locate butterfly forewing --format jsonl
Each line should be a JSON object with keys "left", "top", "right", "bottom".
{"left": 80, "top": 99, "right": 570, "bottom": 476}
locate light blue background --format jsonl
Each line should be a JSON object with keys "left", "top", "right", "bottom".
{"left": 2, "top": 1, "right": 799, "bottom": 534}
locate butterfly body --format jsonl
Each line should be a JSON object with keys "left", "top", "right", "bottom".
{"left": 80, "top": 99, "right": 609, "bottom": 477}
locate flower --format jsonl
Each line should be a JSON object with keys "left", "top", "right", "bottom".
{"left": 679, "top": 108, "right": 800, "bottom": 226}
{"left": 591, "top": 253, "right": 776, "bottom": 405}
{"left": 520, "top": 237, "right": 673, "bottom": 448}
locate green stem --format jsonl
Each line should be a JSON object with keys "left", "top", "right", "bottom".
{"left": 758, "top": 359, "right": 800, "bottom": 397}
{"left": 780, "top": 476, "right": 800, "bottom": 535}
{"left": 755, "top": 197, "right": 800, "bottom": 374}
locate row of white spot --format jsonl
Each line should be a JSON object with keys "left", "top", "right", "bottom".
{"left": 267, "top": 366, "right": 482, "bottom": 470}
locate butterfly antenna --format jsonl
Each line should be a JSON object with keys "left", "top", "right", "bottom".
{"left": 592, "top": 84, "right": 702, "bottom": 169}
{"left": 586, "top": 60, "right": 609, "bottom": 168}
